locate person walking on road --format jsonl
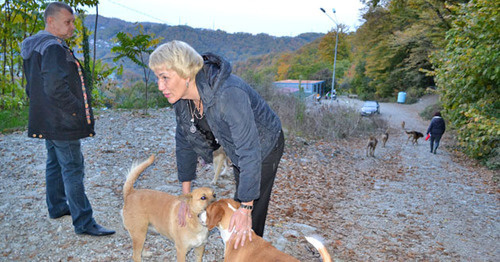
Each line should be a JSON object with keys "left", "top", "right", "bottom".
{"left": 426, "top": 111, "right": 446, "bottom": 154}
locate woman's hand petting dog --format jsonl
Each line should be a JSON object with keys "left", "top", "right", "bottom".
{"left": 228, "top": 208, "right": 253, "bottom": 249}
{"left": 177, "top": 201, "right": 192, "bottom": 227}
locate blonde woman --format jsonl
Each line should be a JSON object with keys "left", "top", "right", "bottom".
{"left": 149, "top": 40, "right": 284, "bottom": 249}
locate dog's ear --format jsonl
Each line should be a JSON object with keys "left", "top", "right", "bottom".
{"left": 206, "top": 202, "right": 224, "bottom": 230}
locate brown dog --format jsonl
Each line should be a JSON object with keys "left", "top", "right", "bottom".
{"left": 203, "top": 199, "right": 332, "bottom": 262}
{"left": 381, "top": 128, "right": 389, "bottom": 148}
{"left": 212, "top": 147, "right": 231, "bottom": 185}
{"left": 405, "top": 130, "right": 424, "bottom": 145}
{"left": 122, "top": 154, "right": 216, "bottom": 262}
{"left": 366, "top": 136, "right": 378, "bottom": 157}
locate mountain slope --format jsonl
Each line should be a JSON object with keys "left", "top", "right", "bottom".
{"left": 84, "top": 15, "right": 323, "bottom": 64}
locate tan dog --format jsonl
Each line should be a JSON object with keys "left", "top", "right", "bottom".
{"left": 405, "top": 130, "right": 424, "bottom": 145}
{"left": 366, "top": 136, "right": 378, "bottom": 157}
{"left": 212, "top": 147, "right": 231, "bottom": 185}
{"left": 381, "top": 128, "right": 389, "bottom": 148}
{"left": 122, "top": 154, "right": 216, "bottom": 262}
{"left": 203, "top": 199, "right": 332, "bottom": 262}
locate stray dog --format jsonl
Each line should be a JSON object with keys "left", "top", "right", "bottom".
{"left": 401, "top": 121, "right": 406, "bottom": 130}
{"left": 203, "top": 199, "right": 332, "bottom": 262}
{"left": 405, "top": 130, "right": 424, "bottom": 145}
{"left": 122, "top": 154, "right": 216, "bottom": 262}
{"left": 366, "top": 136, "right": 378, "bottom": 157}
{"left": 381, "top": 128, "right": 389, "bottom": 148}
{"left": 212, "top": 147, "right": 231, "bottom": 185}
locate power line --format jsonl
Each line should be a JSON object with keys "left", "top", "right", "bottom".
{"left": 107, "top": 0, "right": 170, "bottom": 24}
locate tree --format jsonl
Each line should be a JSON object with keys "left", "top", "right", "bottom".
{"left": 431, "top": 0, "right": 499, "bottom": 166}
{"left": 349, "top": 0, "right": 466, "bottom": 100}
{"left": 111, "top": 25, "right": 162, "bottom": 114}
{"left": 0, "top": 0, "right": 99, "bottom": 110}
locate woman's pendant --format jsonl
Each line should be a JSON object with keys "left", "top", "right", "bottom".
{"left": 190, "top": 118, "right": 196, "bottom": 133}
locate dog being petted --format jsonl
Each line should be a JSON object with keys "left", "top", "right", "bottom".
{"left": 204, "top": 199, "right": 332, "bottom": 262}
{"left": 122, "top": 154, "right": 216, "bottom": 262}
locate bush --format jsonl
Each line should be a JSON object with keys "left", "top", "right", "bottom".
{"left": 112, "top": 81, "right": 170, "bottom": 109}
{"left": 431, "top": 0, "right": 499, "bottom": 166}
{"left": 404, "top": 87, "right": 425, "bottom": 104}
{"left": 420, "top": 102, "right": 444, "bottom": 120}
{"left": 0, "top": 107, "right": 28, "bottom": 133}
{"left": 264, "top": 90, "right": 387, "bottom": 140}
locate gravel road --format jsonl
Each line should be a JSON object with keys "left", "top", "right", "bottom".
{"left": 0, "top": 96, "right": 498, "bottom": 261}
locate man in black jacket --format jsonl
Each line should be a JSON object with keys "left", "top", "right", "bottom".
{"left": 21, "top": 2, "right": 114, "bottom": 236}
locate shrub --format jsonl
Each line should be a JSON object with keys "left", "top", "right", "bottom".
{"left": 261, "top": 89, "right": 387, "bottom": 140}
{"left": 420, "top": 102, "right": 444, "bottom": 120}
{"left": 0, "top": 107, "right": 28, "bottom": 133}
{"left": 431, "top": 0, "right": 499, "bottom": 166}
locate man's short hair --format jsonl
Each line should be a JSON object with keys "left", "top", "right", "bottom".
{"left": 44, "top": 2, "right": 73, "bottom": 23}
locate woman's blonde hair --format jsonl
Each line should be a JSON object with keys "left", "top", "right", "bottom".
{"left": 149, "top": 40, "right": 204, "bottom": 79}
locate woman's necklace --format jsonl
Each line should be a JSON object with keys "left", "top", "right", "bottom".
{"left": 188, "top": 100, "right": 204, "bottom": 133}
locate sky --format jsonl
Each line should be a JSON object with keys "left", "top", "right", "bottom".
{"left": 83, "top": 0, "right": 366, "bottom": 37}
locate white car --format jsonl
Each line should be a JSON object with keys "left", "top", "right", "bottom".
{"left": 360, "top": 101, "right": 380, "bottom": 116}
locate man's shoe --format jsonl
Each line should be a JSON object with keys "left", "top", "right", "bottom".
{"left": 50, "top": 210, "right": 71, "bottom": 219}
{"left": 78, "top": 224, "right": 115, "bottom": 236}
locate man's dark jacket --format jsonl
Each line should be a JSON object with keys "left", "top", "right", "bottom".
{"left": 174, "top": 53, "right": 282, "bottom": 202}
{"left": 21, "top": 30, "right": 95, "bottom": 140}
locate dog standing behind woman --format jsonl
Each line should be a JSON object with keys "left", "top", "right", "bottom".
{"left": 122, "top": 155, "right": 216, "bottom": 262}
{"left": 212, "top": 147, "right": 231, "bottom": 185}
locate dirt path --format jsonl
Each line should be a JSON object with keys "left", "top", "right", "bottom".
{"left": 329, "top": 95, "right": 499, "bottom": 260}
{"left": 0, "top": 96, "right": 498, "bottom": 261}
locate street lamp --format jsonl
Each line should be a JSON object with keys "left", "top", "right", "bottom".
{"left": 320, "top": 7, "right": 339, "bottom": 98}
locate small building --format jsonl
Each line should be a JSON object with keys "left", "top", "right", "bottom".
{"left": 273, "top": 79, "right": 325, "bottom": 96}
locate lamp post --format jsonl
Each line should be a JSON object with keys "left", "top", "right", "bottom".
{"left": 320, "top": 7, "right": 339, "bottom": 99}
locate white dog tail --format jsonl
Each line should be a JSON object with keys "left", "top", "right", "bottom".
{"left": 123, "top": 154, "right": 155, "bottom": 198}
{"left": 305, "top": 236, "right": 332, "bottom": 262}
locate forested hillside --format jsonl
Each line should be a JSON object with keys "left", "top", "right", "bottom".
{"left": 83, "top": 15, "right": 323, "bottom": 64}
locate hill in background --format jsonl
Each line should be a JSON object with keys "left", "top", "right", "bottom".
{"left": 83, "top": 15, "right": 323, "bottom": 76}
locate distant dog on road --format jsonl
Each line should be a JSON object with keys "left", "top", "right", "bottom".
{"left": 381, "top": 128, "right": 389, "bottom": 147}
{"left": 405, "top": 130, "right": 424, "bottom": 145}
{"left": 401, "top": 121, "right": 406, "bottom": 130}
{"left": 366, "top": 136, "right": 378, "bottom": 157}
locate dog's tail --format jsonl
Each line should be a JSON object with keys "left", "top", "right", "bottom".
{"left": 305, "top": 236, "right": 332, "bottom": 262}
{"left": 123, "top": 154, "right": 155, "bottom": 198}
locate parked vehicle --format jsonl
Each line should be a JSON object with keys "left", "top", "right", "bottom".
{"left": 360, "top": 101, "right": 380, "bottom": 116}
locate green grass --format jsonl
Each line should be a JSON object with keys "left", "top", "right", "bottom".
{"left": 0, "top": 107, "right": 29, "bottom": 133}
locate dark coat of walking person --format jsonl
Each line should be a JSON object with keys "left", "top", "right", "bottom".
{"left": 21, "top": 2, "right": 114, "bottom": 236}
{"left": 148, "top": 40, "right": 284, "bottom": 249}
{"left": 426, "top": 111, "right": 446, "bottom": 154}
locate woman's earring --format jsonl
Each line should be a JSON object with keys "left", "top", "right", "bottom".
{"left": 186, "top": 80, "right": 189, "bottom": 88}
